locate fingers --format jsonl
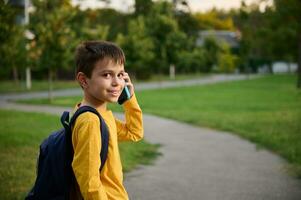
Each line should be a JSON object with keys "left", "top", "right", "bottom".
{"left": 122, "top": 72, "right": 131, "bottom": 83}
{"left": 122, "top": 72, "right": 134, "bottom": 96}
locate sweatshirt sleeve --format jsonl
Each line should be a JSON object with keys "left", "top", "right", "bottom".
{"left": 72, "top": 113, "right": 108, "bottom": 200}
{"left": 116, "top": 94, "right": 144, "bottom": 142}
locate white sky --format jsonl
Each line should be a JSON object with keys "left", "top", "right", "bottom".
{"left": 72, "top": 0, "right": 267, "bottom": 13}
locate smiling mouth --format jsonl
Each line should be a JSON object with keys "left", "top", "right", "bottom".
{"left": 108, "top": 90, "right": 121, "bottom": 97}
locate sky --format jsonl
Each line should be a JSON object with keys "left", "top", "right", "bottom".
{"left": 72, "top": 0, "right": 267, "bottom": 13}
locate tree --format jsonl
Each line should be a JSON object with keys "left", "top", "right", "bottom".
{"left": 145, "top": 1, "right": 189, "bottom": 74}
{"left": 0, "top": 1, "right": 27, "bottom": 83}
{"left": 232, "top": 2, "right": 276, "bottom": 73}
{"left": 174, "top": 10, "right": 199, "bottom": 39}
{"left": 217, "top": 42, "right": 239, "bottom": 73}
{"left": 272, "top": 0, "right": 301, "bottom": 88}
{"left": 176, "top": 48, "right": 207, "bottom": 73}
{"left": 30, "top": 0, "right": 76, "bottom": 101}
{"left": 194, "top": 9, "right": 235, "bottom": 31}
{"left": 134, "top": 0, "right": 153, "bottom": 16}
{"left": 70, "top": 7, "right": 129, "bottom": 41}
{"left": 232, "top": 0, "right": 301, "bottom": 83}
{"left": 117, "top": 16, "right": 154, "bottom": 79}
{"left": 203, "top": 37, "right": 220, "bottom": 72}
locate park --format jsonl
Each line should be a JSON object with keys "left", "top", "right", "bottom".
{"left": 1, "top": 0, "right": 301, "bottom": 199}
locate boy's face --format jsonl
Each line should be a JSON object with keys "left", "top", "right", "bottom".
{"left": 80, "top": 58, "right": 125, "bottom": 105}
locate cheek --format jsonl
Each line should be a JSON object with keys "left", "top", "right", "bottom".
{"left": 88, "top": 79, "right": 104, "bottom": 91}
{"left": 119, "top": 78, "right": 126, "bottom": 86}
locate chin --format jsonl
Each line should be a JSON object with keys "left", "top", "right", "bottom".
{"left": 107, "top": 97, "right": 119, "bottom": 103}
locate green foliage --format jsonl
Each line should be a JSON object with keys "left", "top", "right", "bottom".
{"left": 232, "top": 0, "right": 301, "bottom": 77}
{"left": 134, "top": 0, "right": 153, "bottom": 16}
{"left": 94, "top": 8, "right": 130, "bottom": 41}
{"left": 217, "top": 42, "right": 239, "bottom": 73}
{"left": 0, "top": 1, "right": 28, "bottom": 81}
{"left": 145, "top": 1, "right": 190, "bottom": 74}
{"left": 217, "top": 52, "right": 239, "bottom": 73}
{"left": 272, "top": 0, "right": 301, "bottom": 87}
{"left": 273, "top": 0, "right": 301, "bottom": 50}
{"left": 233, "top": 3, "right": 275, "bottom": 70}
{"left": 202, "top": 37, "right": 221, "bottom": 72}
{"left": 117, "top": 16, "right": 154, "bottom": 79}
{"left": 69, "top": 7, "right": 111, "bottom": 41}
{"left": 194, "top": 10, "right": 235, "bottom": 30}
{"left": 29, "top": 0, "right": 77, "bottom": 72}
{"left": 176, "top": 48, "right": 207, "bottom": 73}
{"left": 174, "top": 11, "right": 199, "bottom": 38}
{"left": 81, "top": 25, "right": 109, "bottom": 41}
{"left": 1, "top": 0, "right": 243, "bottom": 82}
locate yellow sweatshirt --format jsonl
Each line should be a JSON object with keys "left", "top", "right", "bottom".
{"left": 71, "top": 94, "right": 143, "bottom": 200}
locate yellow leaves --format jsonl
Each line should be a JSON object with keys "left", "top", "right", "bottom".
{"left": 193, "top": 11, "right": 235, "bottom": 30}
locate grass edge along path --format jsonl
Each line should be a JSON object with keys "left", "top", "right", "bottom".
{"left": 0, "top": 109, "right": 160, "bottom": 200}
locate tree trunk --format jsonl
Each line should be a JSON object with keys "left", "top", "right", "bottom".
{"left": 48, "top": 68, "right": 53, "bottom": 102}
{"left": 12, "top": 66, "right": 19, "bottom": 86}
{"left": 169, "top": 64, "right": 175, "bottom": 80}
{"left": 297, "top": 30, "right": 301, "bottom": 88}
{"left": 26, "top": 67, "right": 32, "bottom": 90}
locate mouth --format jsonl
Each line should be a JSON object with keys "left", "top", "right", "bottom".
{"left": 107, "top": 89, "right": 121, "bottom": 97}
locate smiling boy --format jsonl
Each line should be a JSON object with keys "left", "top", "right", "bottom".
{"left": 71, "top": 41, "right": 143, "bottom": 200}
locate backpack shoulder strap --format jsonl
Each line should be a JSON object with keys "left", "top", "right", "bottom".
{"left": 69, "top": 106, "right": 109, "bottom": 172}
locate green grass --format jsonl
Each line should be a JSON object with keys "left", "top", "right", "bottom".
{"left": 138, "top": 74, "right": 301, "bottom": 176}
{"left": 0, "top": 73, "right": 210, "bottom": 94}
{"left": 19, "top": 74, "right": 301, "bottom": 177}
{"left": 145, "top": 73, "right": 210, "bottom": 82}
{"left": 0, "top": 80, "right": 78, "bottom": 93}
{"left": 0, "top": 109, "right": 160, "bottom": 200}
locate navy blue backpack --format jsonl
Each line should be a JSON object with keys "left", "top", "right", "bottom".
{"left": 25, "top": 106, "right": 109, "bottom": 200}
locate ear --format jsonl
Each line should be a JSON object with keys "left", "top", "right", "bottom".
{"left": 77, "top": 72, "right": 88, "bottom": 89}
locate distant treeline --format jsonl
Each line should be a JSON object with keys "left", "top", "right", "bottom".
{"left": 1, "top": 0, "right": 300, "bottom": 87}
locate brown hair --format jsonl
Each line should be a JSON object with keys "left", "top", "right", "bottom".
{"left": 75, "top": 41, "right": 125, "bottom": 78}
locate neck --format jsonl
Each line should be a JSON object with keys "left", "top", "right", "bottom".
{"left": 82, "top": 96, "right": 107, "bottom": 112}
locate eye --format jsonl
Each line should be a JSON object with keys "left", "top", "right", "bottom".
{"left": 102, "top": 73, "right": 111, "bottom": 78}
{"left": 117, "top": 73, "right": 124, "bottom": 78}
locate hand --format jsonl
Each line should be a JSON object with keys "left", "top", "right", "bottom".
{"left": 122, "top": 72, "right": 134, "bottom": 97}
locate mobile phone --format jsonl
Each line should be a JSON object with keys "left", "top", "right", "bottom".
{"left": 118, "top": 86, "right": 131, "bottom": 105}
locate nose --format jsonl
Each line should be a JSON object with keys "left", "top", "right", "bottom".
{"left": 112, "top": 75, "right": 124, "bottom": 87}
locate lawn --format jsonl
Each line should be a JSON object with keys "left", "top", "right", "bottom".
{"left": 140, "top": 74, "right": 301, "bottom": 176}
{"left": 20, "top": 74, "right": 301, "bottom": 177}
{"left": 0, "top": 80, "right": 79, "bottom": 93}
{"left": 0, "top": 73, "right": 208, "bottom": 94}
{"left": 0, "top": 109, "right": 160, "bottom": 200}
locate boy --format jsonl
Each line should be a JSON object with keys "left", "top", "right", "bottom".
{"left": 71, "top": 40, "right": 143, "bottom": 199}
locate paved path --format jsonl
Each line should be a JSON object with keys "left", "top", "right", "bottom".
{"left": 125, "top": 115, "right": 301, "bottom": 200}
{"left": 0, "top": 74, "right": 255, "bottom": 101}
{"left": 1, "top": 75, "right": 301, "bottom": 199}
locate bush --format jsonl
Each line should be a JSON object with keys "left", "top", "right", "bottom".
{"left": 176, "top": 48, "right": 208, "bottom": 73}
{"left": 218, "top": 52, "right": 239, "bottom": 73}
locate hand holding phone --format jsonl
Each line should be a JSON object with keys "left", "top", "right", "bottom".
{"left": 118, "top": 85, "right": 131, "bottom": 105}
{"left": 118, "top": 72, "right": 133, "bottom": 105}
